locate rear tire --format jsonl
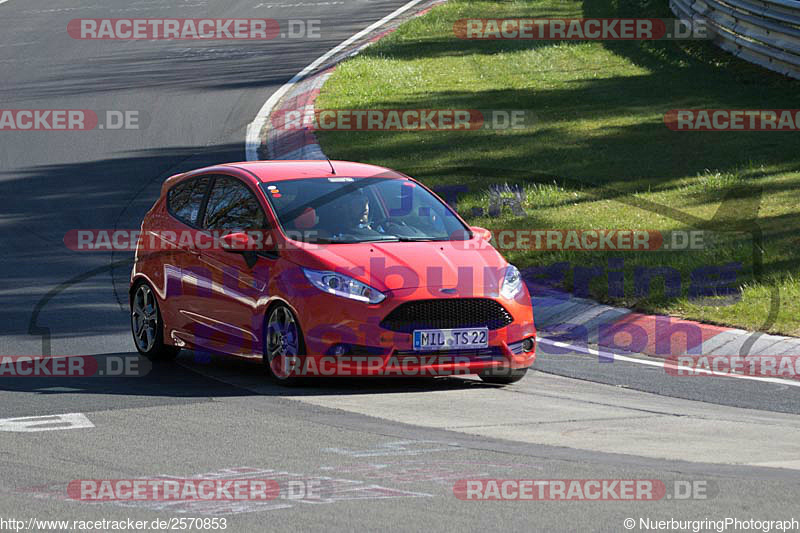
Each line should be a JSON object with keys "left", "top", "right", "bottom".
{"left": 263, "top": 303, "right": 306, "bottom": 386}
{"left": 478, "top": 366, "right": 528, "bottom": 385}
{"left": 130, "top": 282, "right": 180, "bottom": 361}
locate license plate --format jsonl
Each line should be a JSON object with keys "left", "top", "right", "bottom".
{"left": 412, "top": 328, "right": 489, "bottom": 351}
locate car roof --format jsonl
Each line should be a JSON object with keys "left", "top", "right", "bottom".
{"left": 160, "top": 160, "right": 411, "bottom": 196}
{"left": 222, "top": 160, "right": 407, "bottom": 182}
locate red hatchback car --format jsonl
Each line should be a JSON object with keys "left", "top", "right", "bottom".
{"left": 129, "top": 160, "right": 536, "bottom": 384}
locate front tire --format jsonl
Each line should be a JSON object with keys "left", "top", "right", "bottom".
{"left": 130, "top": 282, "right": 180, "bottom": 361}
{"left": 478, "top": 366, "right": 528, "bottom": 385}
{"left": 264, "top": 303, "right": 306, "bottom": 386}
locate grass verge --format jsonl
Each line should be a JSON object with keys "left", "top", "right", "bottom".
{"left": 315, "top": 0, "right": 800, "bottom": 335}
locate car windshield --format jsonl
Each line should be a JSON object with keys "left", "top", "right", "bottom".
{"left": 260, "top": 177, "right": 470, "bottom": 244}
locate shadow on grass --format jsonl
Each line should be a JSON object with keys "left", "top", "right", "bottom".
{"left": 582, "top": 0, "right": 800, "bottom": 87}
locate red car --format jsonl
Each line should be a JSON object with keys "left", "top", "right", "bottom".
{"left": 129, "top": 160, "right": 536, "bottom": 385}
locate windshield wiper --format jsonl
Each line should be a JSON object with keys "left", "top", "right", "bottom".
{"left": 393, "top": 236, "right": 452, "bottom": 242}
{"left": 307, "top": 235, "right": 400, "bottom": 244}
{"left": 351, "top": 236, "right": 404, "bottom": 243}
{"left": 307, "top": 235, "right": 453, "bottom": 244}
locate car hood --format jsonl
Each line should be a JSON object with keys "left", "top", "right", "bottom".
{"left": 285, "top": 240, "right": 508, "bottom": 293}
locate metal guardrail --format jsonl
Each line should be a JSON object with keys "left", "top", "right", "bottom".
{"left": 670, "top": 0, "right": 800, "bottom": 80}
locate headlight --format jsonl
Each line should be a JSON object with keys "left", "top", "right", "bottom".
{"left": 500, "top": 264, "right": 524, "bottom": 300}
{"left": 302, "top": 268, "right": 386, "bottom": 304}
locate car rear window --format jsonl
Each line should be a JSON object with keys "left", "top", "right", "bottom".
{"left": 167, "top": 177, "right": 210, "bottom": 226}
{"left": 203, "top": 176, "right": 268, "bottom": 231}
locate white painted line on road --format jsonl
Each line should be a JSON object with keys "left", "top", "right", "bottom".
{"left": 537, "top": 337, "right": 800, "bottom": 388}
{"left": 35, "top": 387, "right": 83, "bottom": 392}
{"left": 0, "top": 0, "right": 11, "bottom": 6}
{"left": 245, "top": 0, "right": 428, "bottom": 161}
{"left": 0, "top": 413, "right": 94, "bottom": 432}
{"left": 324, "top": 440, "right": 461, "bottom": 457}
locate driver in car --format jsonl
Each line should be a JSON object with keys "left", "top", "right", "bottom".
{"left": 323, "top": 190, "right": 383, "bottom": 240}
{"left": 319, "top": 188, "right": 432, "bottom": 241}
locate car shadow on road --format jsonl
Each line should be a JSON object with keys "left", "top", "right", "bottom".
{"left": 0, "top": 351, "right": 502, "bottom": 400}
{"left": 176, "top": 350, "right": 504, "bottom": 396}
{"left": 0, "top": 352, "right": 252, "bottom": 399}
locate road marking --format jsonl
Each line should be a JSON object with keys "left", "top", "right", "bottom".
{"left": 245, "top": 0, "right": 428, "bottom": 160}
{"left": 323, "top": 440, "right": 461, "bottom": 457}
{"left": 0, "top": 0, "right": 10, "bottom": 6}
{"left": 0, "top": 41, "right": 38, "bottom": 47}
{"left": 750, "top": 459, "right": 800, "bottom": 469}
{"left": 34, "top": 387, "right": 83, "bottom": 392}
{"left": 0, "top": 413, "right": 94, "bottom": 432}
{"left": 19, "top": 466, "right": 431, "bottom": 514}
{"left": 537, "top": 337, "right": 800, "bottom": 388}
{"left": 319, "top": 460, "right": 540, "bottom": 485}
{"left": 254, "top": 1, "right": 345, "bottom": 8}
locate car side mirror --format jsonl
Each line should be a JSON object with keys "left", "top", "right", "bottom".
{"left": 220, "top": 232, "right": 254, "bottom": 252}
{"left": 471, "top": 226, "right": 492, "bottom": 242}
{"left": 220, "top": 231, "right": 279, "bottom": 267}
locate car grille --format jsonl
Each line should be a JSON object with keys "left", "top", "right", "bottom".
{"left": 380, "top": 298, "right": 514, "bottom": 333}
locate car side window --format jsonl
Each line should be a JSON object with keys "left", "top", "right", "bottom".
{"left": 167, "top": 176, "right": 210, "bottom": 226}
{"left": 203, "top": 176, "right": 268, "bottom": 231}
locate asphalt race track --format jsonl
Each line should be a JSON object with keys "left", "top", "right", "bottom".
{"left": 1, "top": 1, "right": 799, "bottom": 531}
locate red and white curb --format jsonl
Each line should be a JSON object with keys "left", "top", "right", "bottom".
{"left": 246, "top": 0, "right": 446, "bottom": 161}
{"left": 527, "top": 281, "right": 800, "bottom": 361}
